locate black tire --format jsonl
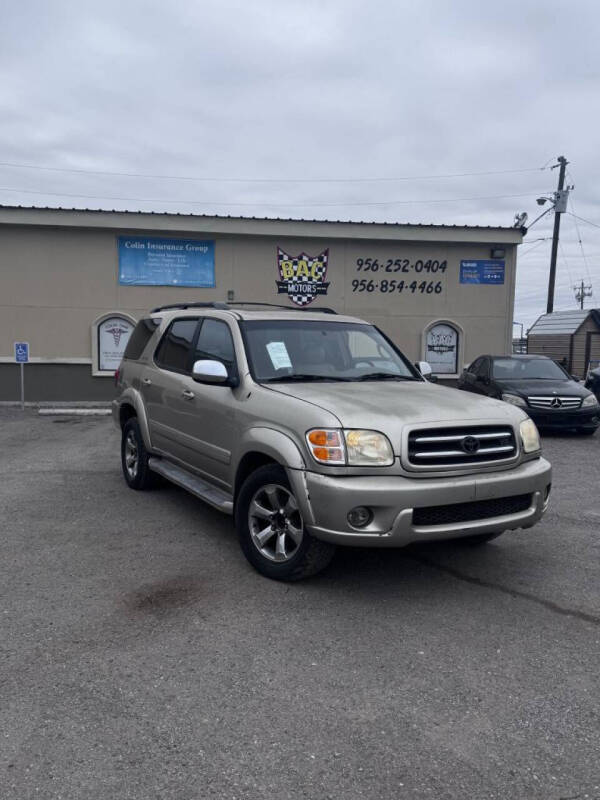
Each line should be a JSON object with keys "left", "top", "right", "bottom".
{"left": 453, "top": 531, "right": 504, "bottom": 546}
{"left": 235, "top": 464, "right": 335, "bottom": 581}
{"left": 121, "top": 418, "right": 155, "bottom": 490}
{"left": 576, "top": 428, "right": 597, "bottom": 436}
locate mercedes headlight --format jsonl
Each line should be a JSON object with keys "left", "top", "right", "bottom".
{"left": 520, "top": 418, "right": 541, "bottom": 453}
{"left": 345, "top": 430, "right": 394, "bottom": 466}
{"left": 582, "top": 393, "right": 599, "bottom": 408}
{"left": 502, "top": 393, "right": 527, "bottom": 408}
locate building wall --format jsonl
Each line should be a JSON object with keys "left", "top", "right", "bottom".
{"left": 527, "top": 333, "right": 572, "bottom": 369}
{"left": 0, "top": 216, "right": 518, "bottom": 401}
{"left": 572, "top": 317, "right": 600, "bottom": 376}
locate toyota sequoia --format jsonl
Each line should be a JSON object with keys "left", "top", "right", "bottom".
{"left": 113, "top": 303, "right": 552, "bottom": 581}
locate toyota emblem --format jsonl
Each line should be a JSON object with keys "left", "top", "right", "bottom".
{"left": 461, "top": 435, "right": 480, "bottom": 454}
{"left": 550, "top": 397, "right": 563, "bottom": 409}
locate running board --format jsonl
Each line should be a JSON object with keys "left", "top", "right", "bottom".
{"left": 148, "top": 458, "right": 233, "bottom": 514}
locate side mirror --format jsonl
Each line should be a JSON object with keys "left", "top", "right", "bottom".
{"left": 416, "top": 360, "right": 433, "bottom": 378}
{"left": 477, "top": 374, "right": 490, "bottom": 385}
{"left": 192, "top": 359, "right": 229, "bottom": 384}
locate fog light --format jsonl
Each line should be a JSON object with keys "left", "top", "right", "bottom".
{"left": 347, "top": 506, "right": 373, "bottom": 528}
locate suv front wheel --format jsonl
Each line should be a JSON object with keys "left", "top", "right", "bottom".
{"left": 236, "top": 464, "right": 335, "bottom": 581}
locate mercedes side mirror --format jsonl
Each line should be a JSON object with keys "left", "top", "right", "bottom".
{"left": 192, "top": 359, "right": 229, "bottom": 385}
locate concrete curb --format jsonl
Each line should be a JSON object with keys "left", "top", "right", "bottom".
{"left": 38, "top": 408, "right": 112, "bottom": 416}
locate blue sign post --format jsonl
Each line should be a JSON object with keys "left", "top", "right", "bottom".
{"left": 14, "top": 342, "right": 29, "bottom": 410}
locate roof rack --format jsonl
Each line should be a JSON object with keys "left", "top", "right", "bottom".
{"left": 151, "top": 301, "right": 230, "bottom": 313}
{"left": 150, "top": 301, "right": 337, "bottom": 314}
{"left": 227, "top": 302, "right": 337, "bottom": 314}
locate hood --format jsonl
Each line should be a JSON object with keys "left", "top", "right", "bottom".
{"left": 266, "top": 380, "right": 522, "bottom": 452}
{"left": 494, "top": 377, "right": 590, "bottom": 398}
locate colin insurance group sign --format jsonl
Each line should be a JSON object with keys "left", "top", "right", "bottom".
{"left": 118, "top": 236, "right": 215, "bottom": 287}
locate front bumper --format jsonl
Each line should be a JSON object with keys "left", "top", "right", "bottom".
{"left": 289, "top": 457, "right": 552, "bottom": 547}
{"left": 528, "top": 406, "right": 599, "bottom": 430}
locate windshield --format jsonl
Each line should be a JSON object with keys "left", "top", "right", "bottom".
{"left": 242, "top": 320, "right": 418, "bottom": 382}
{"left": 492, "top": 358, "right": 569, "bottom": 381}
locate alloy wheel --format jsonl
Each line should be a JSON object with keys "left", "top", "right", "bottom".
{"left": 248, "top": 483, "right": 304, "bottom": 562}
{"left": 124, "top": 430, "right": 139, "bottom": 479}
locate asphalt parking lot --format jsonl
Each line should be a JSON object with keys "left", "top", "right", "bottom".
{"left": 1, "top": 409, "right": 599, "bottom": 800}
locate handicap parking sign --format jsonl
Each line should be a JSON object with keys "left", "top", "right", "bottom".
{"left": 14, "top": 342, "right": 29, "bottom": 363}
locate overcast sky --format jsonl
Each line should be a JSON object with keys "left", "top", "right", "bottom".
{"left": 1, "top": 0, "right": 599, "bottom": 330}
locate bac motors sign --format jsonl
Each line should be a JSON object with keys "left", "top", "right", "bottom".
{"left": 276, "top": 247, "right": 330, "bottom": 307}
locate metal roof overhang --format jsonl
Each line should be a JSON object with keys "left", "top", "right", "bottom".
{"left": 0, "top": 205, "right": 524, "bottom": 245}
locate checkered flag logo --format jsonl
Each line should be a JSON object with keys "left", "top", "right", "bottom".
{"left": 275, "top": 247, "right": 330, "bottom": 307}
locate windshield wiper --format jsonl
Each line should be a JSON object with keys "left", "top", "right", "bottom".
{"left": 356, "top": 372, "right": 413, "bottom": 381}
{"left": 262, "top": 374, "right": 351, "bottom": 383}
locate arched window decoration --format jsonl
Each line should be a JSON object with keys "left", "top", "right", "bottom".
{"left": 91, "top": 312, "right": 137, "bottom": 376}
{"left": 424, "top": 321, "right": 461, "bottom": 375}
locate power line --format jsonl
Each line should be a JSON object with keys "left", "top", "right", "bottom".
{"left": 0, "top": 186, "right": 550, "bottom": 209}
{"left": 566, "top": 170, "right": 593, "bottom": 283}
{"left": 566, "top": 211, "right": 600, "bottom": 230}
{"left": 0, "top": 160, "right": 550, "bottom": 185}
{"left": 558, "top": 240, "right": 574, "bottom": 285}
{"left": 519, "top": 238, "right": 550, "bottom": 258}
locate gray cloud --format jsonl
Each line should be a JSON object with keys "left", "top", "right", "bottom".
{"left": 1, "top": 0, "right": 599, "bottom": 329}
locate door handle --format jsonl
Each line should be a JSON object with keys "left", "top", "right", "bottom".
{"left": 181, "top": 389, "right": 195, "bottom": 400}
{"left": 142, "top": 378, "right": 152, "bottom": 386}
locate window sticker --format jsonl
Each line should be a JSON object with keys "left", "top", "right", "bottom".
{"left": 266, "top": 341, "right": 292, "bottom": 370}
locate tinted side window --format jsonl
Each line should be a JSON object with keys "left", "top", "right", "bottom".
{"left": 193, "top": 319, "right": 235, "bottom": 370}
{"left": 475, "top": 358, "right": 490, "bottom": 377}
{"left": 468, "top": 358, "right": 482, "bottom": 374}
{"left": 155, "top": 319, "right": 198, "bottom": 372}
{"left": 123, "top": 318, "right": 160, "bottom": 360}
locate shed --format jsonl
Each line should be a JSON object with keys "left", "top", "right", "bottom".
{"left": 527, "top": 309, "right": 600, "bottom": 377}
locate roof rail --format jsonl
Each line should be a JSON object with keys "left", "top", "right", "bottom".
{"left": 150, "top": 300, "right": 338, "bottom": 315}
{"left": 150, "top": 301, "right": 230, "bottom": 313}
{"left": 227, "top": 302, "right": 337, "bottom": 314}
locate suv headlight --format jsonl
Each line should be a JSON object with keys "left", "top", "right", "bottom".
{"left": 306, "top": 429, "right": 394, "bottom": 466}
{"left": 520, "top": 418, "right": 541, "bottom": 453}
{"left": 502, "top": 392, "right": 527, "bottom": 408}
{"left": 345, "top": 430, "right": 394, "bottom": 466}
{"left": 582, "top": 393, "right": 599, "bottom": 408}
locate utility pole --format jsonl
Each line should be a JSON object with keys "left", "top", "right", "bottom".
{"left": 546, "top": 155, "right": 568, "bottom": 314}
{"left": 573, "top": 279, "right": 592, "bottom": 309}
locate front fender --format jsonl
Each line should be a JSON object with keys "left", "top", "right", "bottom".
{"left": 115, "top": 388, "right": 152, "bottom": 450}
{"left": 236, "top": 427, "right": 306, "bottom": 470}
{"left": 235, "top": 427, "right": 315, "bottom": 525}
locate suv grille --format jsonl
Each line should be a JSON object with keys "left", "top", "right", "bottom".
{"left": 527, "top": 396, "right": 581, "bottom": 410}
{"left": 413, "top": 494, "right": 532, "bottom": 526}
{"left": 407, "top": 425, "right": 516, "bottom": 468}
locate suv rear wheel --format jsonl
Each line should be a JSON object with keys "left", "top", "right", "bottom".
{"left": 236, "top": 464, "right": 335, "bottom": 580}
{"left": 121, "top": 418, "right": 154, "bottom": 490}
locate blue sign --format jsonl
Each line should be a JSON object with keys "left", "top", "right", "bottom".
{"left": 118, "top": 237, "right": 215, "bottom": 287}
{"left": 460, "top": 260, "right": 505, "bottom": 285}
{"left": 15, "top": 342, "right": 29, "bottom": 363}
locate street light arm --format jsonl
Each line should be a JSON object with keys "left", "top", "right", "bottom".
{"left": 522, "top": 205, "right": 553, "bottom": 235}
